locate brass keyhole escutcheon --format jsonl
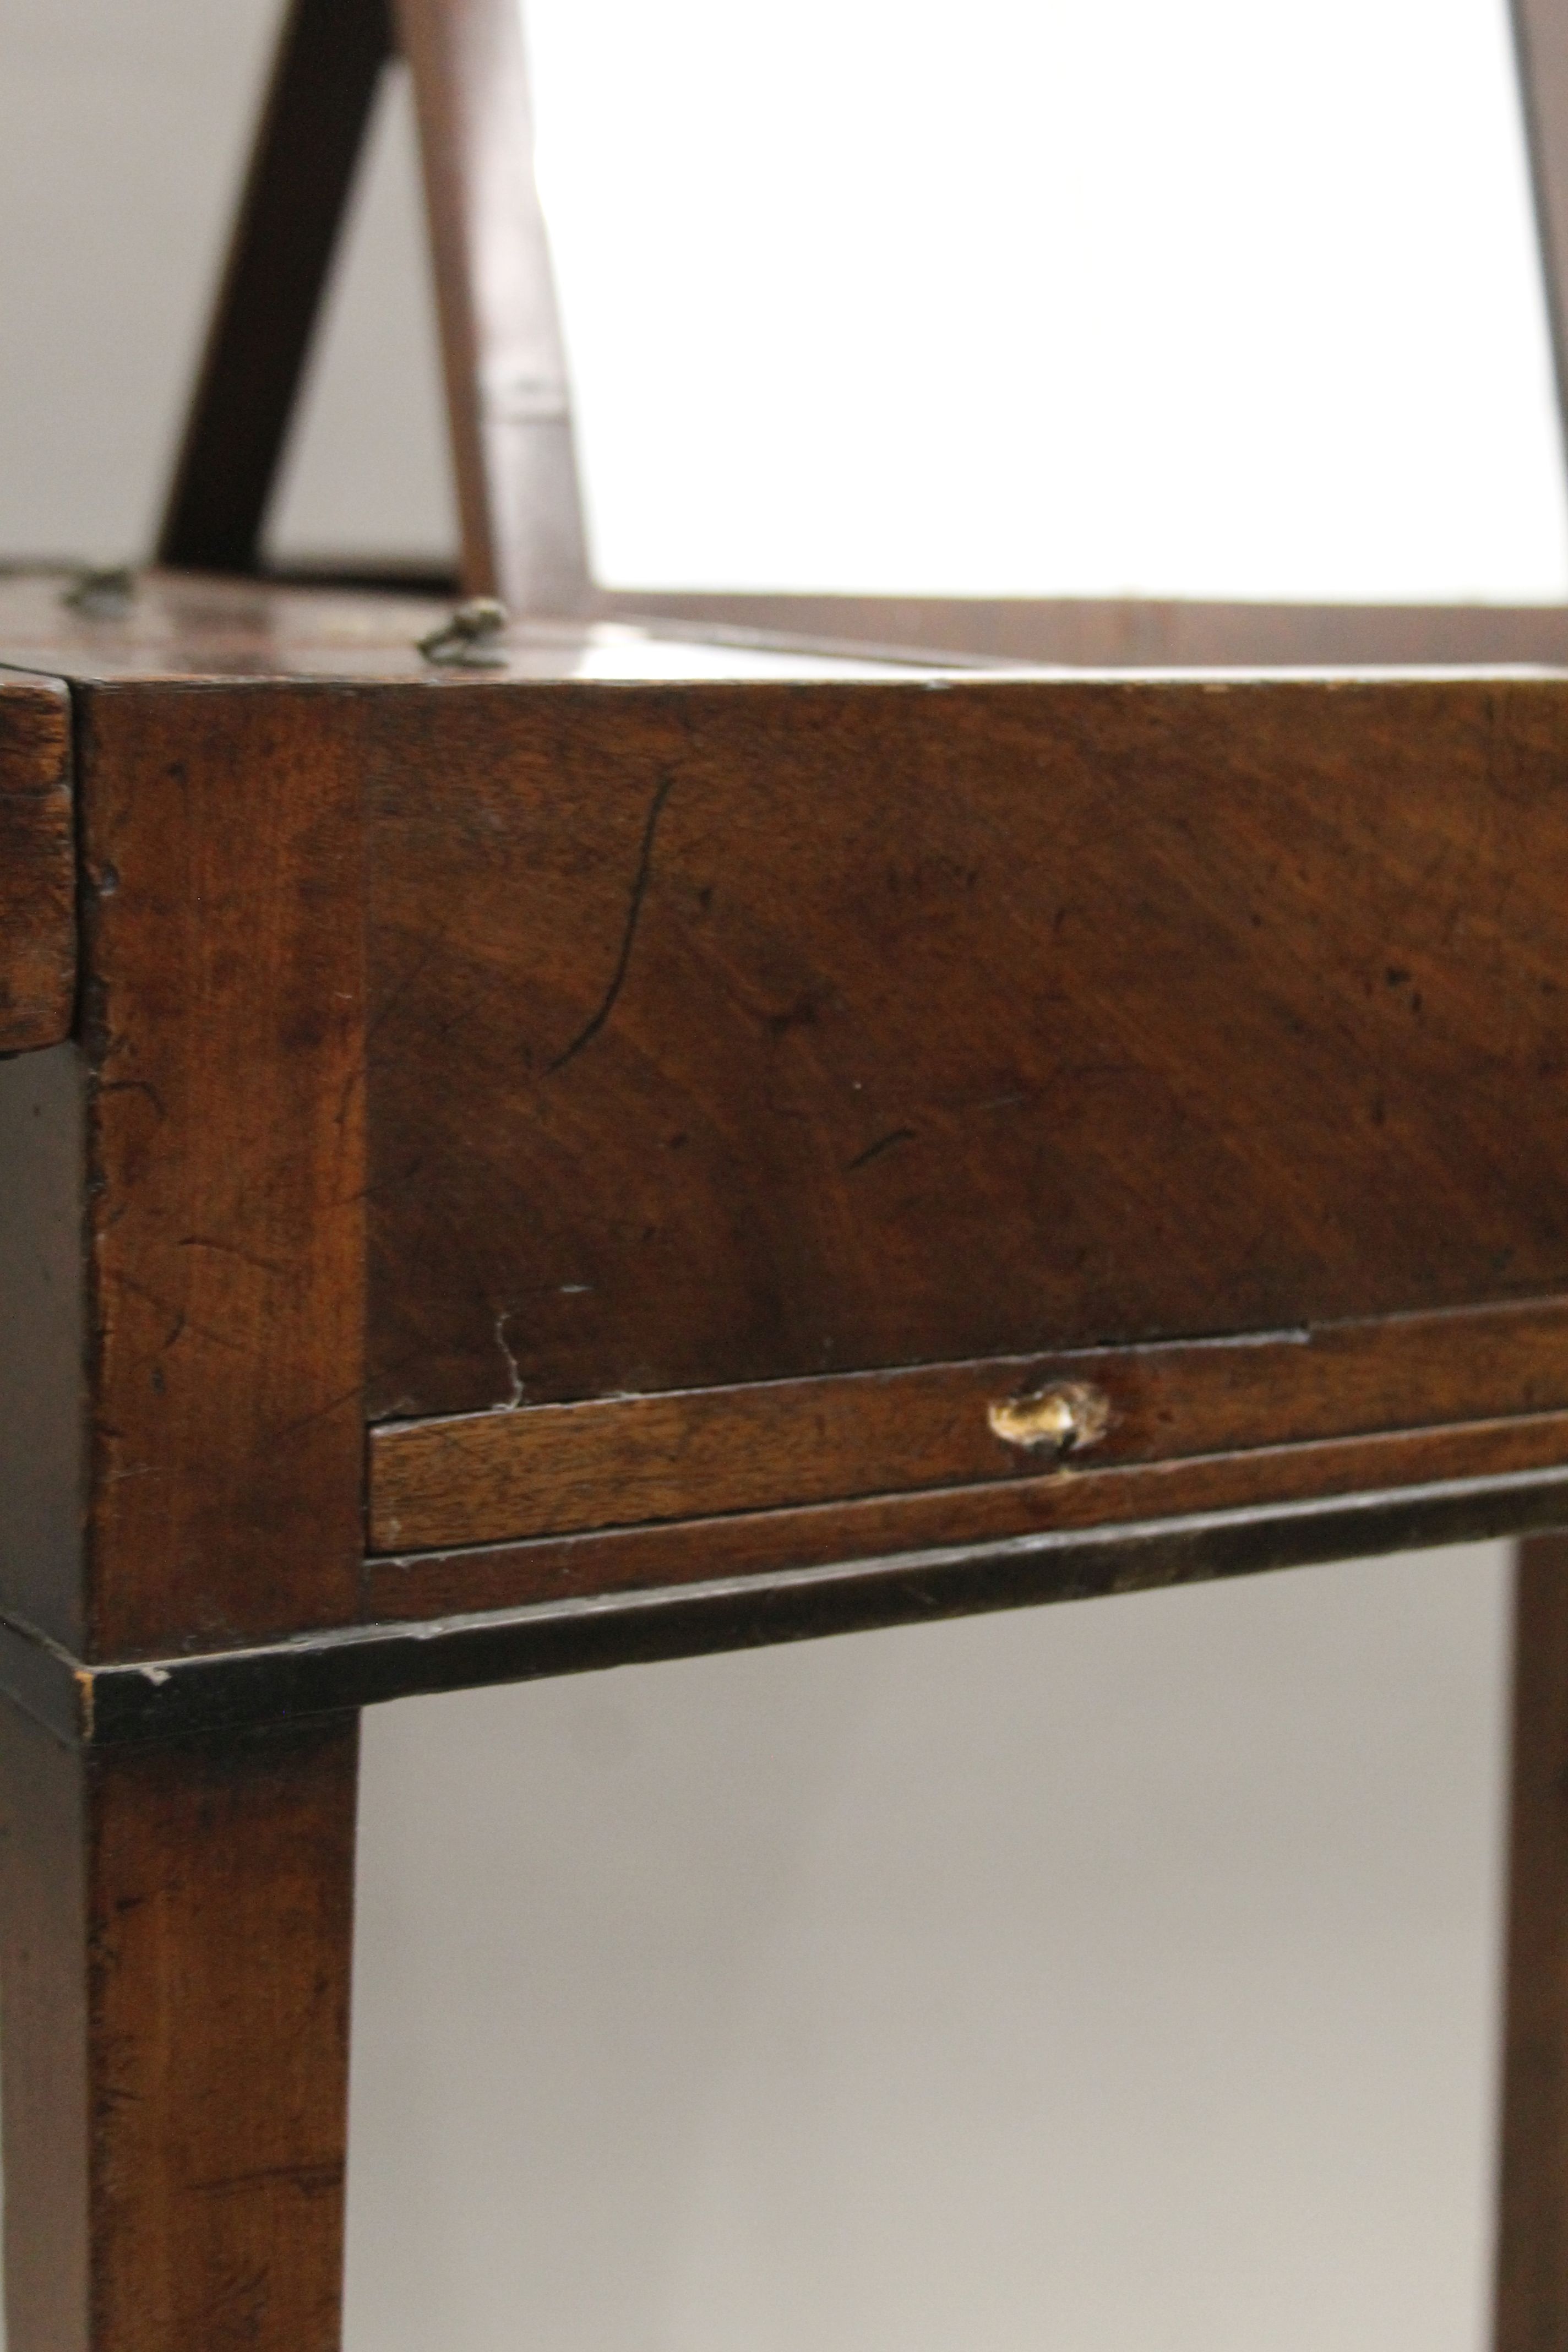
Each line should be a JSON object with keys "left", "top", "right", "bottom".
{"left": 987, "top": 1379, "right": 1110, "bottom": 1460}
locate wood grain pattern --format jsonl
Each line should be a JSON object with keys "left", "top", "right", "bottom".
{"left": 12, "top": 571, "right": 1568, "bottom": 681}
{"left": 366, "top": 674, "right": 1568, "bottom": 1422}
{"left": 0, "top": 672, "right": 75, "bottom": 1052}
{"left": 369, "top": 1293, "right": 1568, "bottom": 1554}
{"left": 0, "top": 572, "right": 898, "bottom": 684}
{"left": 157, "top": 0, "right": 393, "bottom": 574}
{"left": 394, "top": 0, "right": 591, "bottom": 611}
{"left": 0, "top": 1703, "right": 359, "bottom": 2352}
{"left": 0, "top": 1702, "right": 89, "bottom": 2352}
{"left": 364, "top": 1406, "right": 1568, "bottom": 1621}
{"left": 78, "top": 687, "right": 366, "bottom": 1657}
{"left": 37, "top": 1451, "right": 1568, "bottom": 1747}
{"left": 1498, "top": 1537, "right": 1568, "bottom": 2352}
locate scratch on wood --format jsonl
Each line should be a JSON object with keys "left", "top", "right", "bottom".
{"left": 266, "top": 1381, "right": 366, "bottom": 1444}
{"left": 492, "top": 1310, "right": 524, "bottom": 1409}
{"left": 105, "top": 1269, "right": 246, "bottom": 1357}
{"left": 545, "top": 772, "right": 674, "bottom": 1075}
{"left": 846, "top": 1125, "right": 917, "bottom": 1172}
{"left": 177, "top": 1235, "right": 292, "bottom": 1278}
{"left": 188, "top": 2159, "right": 345, "bottom": 2199}
{"left": 96, "top": 1078, "right": 167, "bottom": 1121}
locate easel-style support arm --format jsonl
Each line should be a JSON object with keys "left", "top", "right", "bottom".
{"left": 159, "top": 0, "right": 591, "bottom": 609}
{"left": 158, "top": 0, "right": 394, "bottom": 574}
{"left": 395, "top": 0, "right": 592, "bottom": 609}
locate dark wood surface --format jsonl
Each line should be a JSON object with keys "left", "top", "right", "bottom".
{"left": 77, "top": 685, "right": 367, "bottom": 1657}
{"left": 0, "top": 1702, "right": 89, "bottom": 2352}
{"left": 394, "top": 0, "right": 591, "bottom": 611}
{"left": 157, "top": 0, "right": 393, "bottom": 573}
{"left": 367, "top": 1409, "right": 1568, "bottom": 1624}
{"left": 0, "top": 1703, "right": 359, "bottom": 2352}
{"left": 0, "top": 1045, "right": 85, "bottom": 1652}
{"left": 6, "top": 0, "right": 1561, "bottom": 2316}
{"left": 1498, "top": 1538, "right": 1568, "bottom": 2352}
{"left": 370, "top": 1294, "right": 1568, "bottom": 1554}
{"left": 0, "top": 570, "right": 905, "bottom": 682}
{"left": 0, "top": 673, "right": 74, "bottom": 1053}
{"left": 364, "top": 673, "right": 1568, "bottom": 1418}
{"left": 3, "top": 1457, "right": 1565, "bottom": 1750}
{"left": 6, "top": 573, "right": 1568, "bottom": 1652}
{"left": 15, "top": 568, "right": 1568, "bottom": 677}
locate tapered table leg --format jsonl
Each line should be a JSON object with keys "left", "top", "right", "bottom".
{"left": 0, "top": 1703, "right": 360, "bottom": 2352}
{"left": 1496, "top": 1534, "right": 1568, "bottom": 2350}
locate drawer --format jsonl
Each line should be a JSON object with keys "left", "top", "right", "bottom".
{"left": 361, "top": 668, "right": 1568, "bottom": 1596}
{"left": 369, "top": 1297, "right": 1568, "bottom": 1555}
{"left": 14, "top": 576, "right": 1568, "bottom": 1688}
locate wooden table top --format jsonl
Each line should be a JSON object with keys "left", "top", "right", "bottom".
{"left": 0, "top": 569, "right": 950, "bottom": 685}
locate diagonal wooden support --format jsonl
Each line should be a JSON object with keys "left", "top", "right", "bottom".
{"left": 158, "top": 0, "right": 394, "bottom": 573}
{"left": 394, "top": 0, "right": 592, "bottom": 609}
{"left": 159, "top": 0, "right": 590, "bottom": 608}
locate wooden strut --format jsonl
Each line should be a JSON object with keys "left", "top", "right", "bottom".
{"left": 158, "top": 0, "right": 395, "bottom": 577}
{"left": 157, "top": 0, "right": 592, "bottom": 612}
{"left": 156, "top": 0, "right": 1568, "bottom": 620}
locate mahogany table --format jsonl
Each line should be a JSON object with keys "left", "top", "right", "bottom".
{"left": 9, "top": 0, "right": 1568, "bottom": 2343}
{"left": 5, "top": 565, "right": 1568, "bottom": 2348}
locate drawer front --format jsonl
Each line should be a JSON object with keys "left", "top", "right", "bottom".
{"left": 366, "top": 675, "right": 1568, "bottom": 1456}
{"left": 370, "top": 1295, "right": 1568, "bottom": 1555}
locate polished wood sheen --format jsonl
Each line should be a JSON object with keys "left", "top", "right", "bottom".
{"left": 8, "top": 0, "right": 1568, "bottom": 2331}
{"left": 0, "top": 673, "right": 74, "bottom": 1052}
{"left": 0, "top": 569, "right": 892, "bottom": 683}
{"left": 4, "top": 577, "right": 1568, "bottom": 1644}
{"left": 0, "top": 1704, "right": 360, "bottom": 2352}
{"left": 370, "top": 1294, "right": 1568, "bottom": 1554}
{"left": 364, "top": 674, "right": 1568, "bottom": 1420}
{"left": 8, "top": 0, "right": 1568, "bottom": 2329}
{"left": 78, "top": 685, "right": 367, "bottom": 1656}
{"left": 366, "top": 1409, "right": 1568, "bottom": 1624}
{"left": 6, "top": 574, "right": 1568, "bottom": 2325}
{"left": 19, "top": 1446, "right": 1568, "bottom": 1751}
{"left": 13, "top": 566, "right": 1568, "bottom": 678}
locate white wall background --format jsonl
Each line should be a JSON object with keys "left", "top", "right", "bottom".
{"left": 0, "top": 0, "right": 1561, "bottom": 2343}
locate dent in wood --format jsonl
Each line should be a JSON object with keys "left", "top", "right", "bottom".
{"left": 363, "top": 1410, "right": 1568, "bottom": 1632}
{"left": 987, "top": 1379, "right": 1111, "bottom": 1457}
